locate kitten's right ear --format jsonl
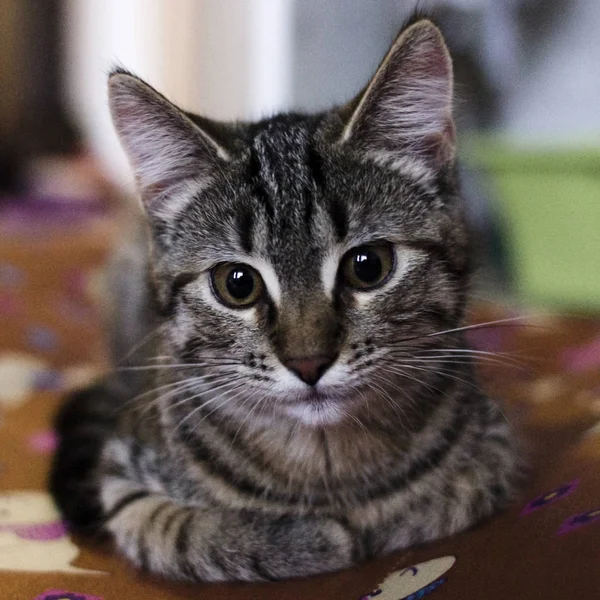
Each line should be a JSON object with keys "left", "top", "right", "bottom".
{"left": 108, "top": 70, "right": 228, "bottom": 211}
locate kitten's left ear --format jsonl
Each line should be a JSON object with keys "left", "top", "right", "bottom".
{"left": 339, "top": 19, "right": 455, "bottom": 169}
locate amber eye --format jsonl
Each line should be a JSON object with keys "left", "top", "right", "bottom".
{"left": 341, "top": 244, "right": 395, "bottom": 289}
{"left": 211, "top": 263, "right": 264, "bottom": 308}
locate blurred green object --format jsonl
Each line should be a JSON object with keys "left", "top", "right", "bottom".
{"left": 464, "top": 138, "right": 600, "bottom": 310}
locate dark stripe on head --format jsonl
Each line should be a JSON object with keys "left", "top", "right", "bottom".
{"left": 306, "top": 145, "right": 326, "bottom": 190}
{"left": 248, "top": 146, "right": 274, "bottom": 221}
{"left": 328, "top": 196, "right": 349, "bottom": 240}
{"left": 238, "top": 206, "right": 254, "bottom": 254}
{"left": 303, "top": 145, "right": 326, "bottom": 227}
{"left": 303, "top": 189, "right": 314, "bottom": 227}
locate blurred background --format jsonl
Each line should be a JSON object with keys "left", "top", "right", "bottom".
{"left": 4, "top": 7, "right": 600, "bottom": 594}
{"left": 1, "top": 0, "right": 599, "bottom": 311}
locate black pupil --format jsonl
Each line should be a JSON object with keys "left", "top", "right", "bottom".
{"left": 353, "top": 249, "right": 382, "bottom": 284}
{"left": 226, "top": 267, "right": 255, "bottom": 300}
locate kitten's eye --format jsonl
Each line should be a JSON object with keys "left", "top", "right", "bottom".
{"left": 211, "top": 263, "right": 264, "bottom": 308}
{"left": 341, "top": 244, "right": 394, "bottom": 290}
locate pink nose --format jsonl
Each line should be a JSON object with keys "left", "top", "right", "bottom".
{"left": 285, "top": 356, "right": 335, "bottom": 386}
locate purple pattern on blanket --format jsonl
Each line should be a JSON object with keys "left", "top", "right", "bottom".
{"left": 0, "top": 292, "right": 21, "bottom": 315}
{"left": 0, "top": 520, "right": 67, "bottom": 541}
{"left": 33, "top": 370, "right": 64, "bottom": 391}
{"left": 33, "top": 591, "right": 103, "bottom": 600}
{"left": 27, "top": 430, "right": 59, "bottom": 454}
{"left": 558, "top": 507, "right": 600, "bottom": 535}
{"left": 26, "top": 326, "right": 59, "bottom": 352}
{"left": 520, "top": 480, "right": 580, "bottom": 516}
{"left": 0, "top": 262, "right": 25, "bottom": 287}
{"left": 466, "top": 326, "right": 508, "bottom": 353}
{"left": 562, "top": 335, "right": 600, "bottom": 373}
{"left": 0, "top": 195, "right": 106, "bottom": 225}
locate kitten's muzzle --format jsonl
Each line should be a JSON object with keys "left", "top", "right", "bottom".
{"left": 284, "top": 355, "right": 336, "bottom": 386}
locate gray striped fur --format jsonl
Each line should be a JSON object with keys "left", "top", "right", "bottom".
{"left": 51, "top": 18, "right": 521, "bottom": 582}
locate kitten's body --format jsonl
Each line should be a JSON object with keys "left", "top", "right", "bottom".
{"left": 51, "top": 18, "right": 521, "bottom": 582}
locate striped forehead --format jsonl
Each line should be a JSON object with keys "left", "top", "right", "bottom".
{"left": 220, "top": 124, "right": 349, "bottom": 303}
{"left": 247, "top": 123, "right": 323, "bottom": 221}
{"left": 239, "top": 124, "right": 348, "bottom": 269}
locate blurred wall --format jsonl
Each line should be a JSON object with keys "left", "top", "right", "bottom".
{"left": 506, "top": 0, "right": 600, "bottom": 140}
{"left": 62, "top": 0, "right": 293, "bottom": 188}
{"left": 61, "top": 0, "right": 600, "bottom": 189}
{"left": 291, "top": 0, "right": 409, "bottom": 112}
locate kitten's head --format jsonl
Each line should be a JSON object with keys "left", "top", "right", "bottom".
{"left": 109, "top": 18, "right": 469, "bottom": 426}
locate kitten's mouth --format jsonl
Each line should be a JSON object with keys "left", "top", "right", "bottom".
{"left": 280, "top": 387, "right": 356, "bottom": 425}
{"left": 289, "top": 386, "right": 350, "bottom": 406}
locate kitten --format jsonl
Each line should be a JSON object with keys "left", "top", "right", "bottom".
{"left": 50, "top": 17, "right": 521, "bottom": 582}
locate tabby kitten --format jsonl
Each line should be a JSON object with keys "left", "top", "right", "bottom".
{"left": 51, "top": 17, "right": 520, "bottom": 582}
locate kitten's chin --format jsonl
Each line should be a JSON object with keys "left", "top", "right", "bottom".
{"left": 282, "top": 400, "right": 346, "bottom": 426}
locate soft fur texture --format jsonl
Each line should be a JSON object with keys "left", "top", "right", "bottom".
{"left": 50, "top": 17, "right": 521, "bottom": 582}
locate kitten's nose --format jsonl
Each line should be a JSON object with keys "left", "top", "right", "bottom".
{"left": 285, "top": 356, "right": 335, "bottom": 386}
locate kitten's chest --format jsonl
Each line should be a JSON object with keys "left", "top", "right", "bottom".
{"left": 166, "top": 417, "right": 412, "bottom": 511}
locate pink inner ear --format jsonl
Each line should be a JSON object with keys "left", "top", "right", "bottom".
{"left": 141, "top": 174, "right": 192, "bottom": 211}
{"left": 140, "top": 181, "right": 169, "bottom": 207}
{"left": 342, "top": 22, "right": 455, "bottom": 168}
{"left": 422, "top": 118, "right": 456, "bottom": 168}
{"left": 404, "top": 29, "right": 452, "bottom": 81}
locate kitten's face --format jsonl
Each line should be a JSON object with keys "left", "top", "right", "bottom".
{"left": 156, "top": 123, "right": 466, "bottom": 425}
{"left": 109, "top": 20, "right": 468, "bottom": 425}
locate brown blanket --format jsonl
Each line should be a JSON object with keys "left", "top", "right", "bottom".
{"left": 1, "top": 212, "right": 599, "bottom": 600}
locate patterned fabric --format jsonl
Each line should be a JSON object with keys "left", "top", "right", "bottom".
{"left": 33, "top": 591, "right": 103, "bottom": 600}
{"left": 0, "top": 520, "right": 67, "bottom": 541}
